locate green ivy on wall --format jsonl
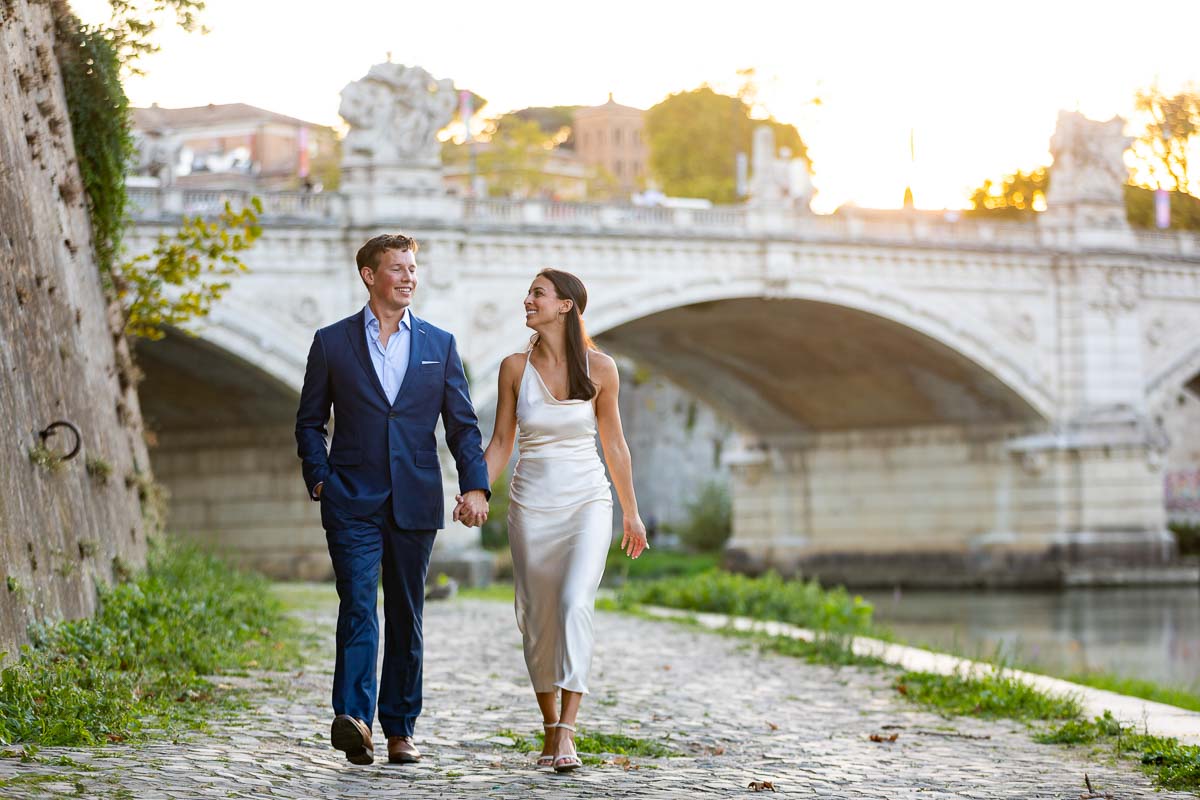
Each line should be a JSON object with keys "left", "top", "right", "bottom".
{"left": 53, "top": 11, "right": 133, "bottom": 281}
{"left": 50, "top": 0, "right": 258, "bottom": 341}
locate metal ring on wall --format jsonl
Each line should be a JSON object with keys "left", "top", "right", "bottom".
{"left": 39, "top": 420, "right": 82, "bottom": 462}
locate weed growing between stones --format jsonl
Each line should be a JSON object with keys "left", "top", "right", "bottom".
{"left": 1036, "top": 711, "right": 1200, "bottom": 792}
{"left": 27, "top": 445, "right": 65, "bottom": 474}
{"left": 84, "top": 457, "right": 112, "bottom": 484}
{"left": 0, "top": 539, "right": 305, "bottom": 746}
{"left": 492, "top": 726, "right": 683, "bottom": 768}
{"left": 124, "top": 470, "right": 167, "bottom": 534}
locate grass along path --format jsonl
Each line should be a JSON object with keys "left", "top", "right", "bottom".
{"left": 0, "top": 539, "right": 311, "bottom": 749}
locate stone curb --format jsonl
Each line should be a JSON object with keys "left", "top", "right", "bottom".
{"left": 642, "top": 605, "right": 1200, "bottom": 746}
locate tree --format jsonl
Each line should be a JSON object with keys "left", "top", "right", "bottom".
{"left": 118, "top": 200, "right": 262, "bottom": 340}
{"left": 443, "top": 115, "right": 559, "bottom": 198}
{"left": 510, "top": 105, "right": 580, "bottom": 149}
{"left": 94, "top": 0, "right": 209, "bottom": 77}
{"left": 966, "top": 166, "right": 1049, "bottom": 219}
{"left": 1132, "top": 85, "right": 1200, "bottom": 196}
{"left": 1125, "top": 185, "right": 1200, "bottom": 230}
{"left": 644, "top": 86, "right": 808, "bottom": 204}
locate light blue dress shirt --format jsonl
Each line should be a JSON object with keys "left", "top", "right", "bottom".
{"left": 364, "top": 304, "right": 411, "bottom": 405}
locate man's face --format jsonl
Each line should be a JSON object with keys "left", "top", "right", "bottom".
{"left": 362, "top": 248, "right": 417, "bottom": 312}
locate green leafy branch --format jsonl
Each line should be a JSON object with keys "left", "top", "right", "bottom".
{"left": 101, "top": 0, "right": 209, "bottom": 76}
{"left": 115, "top": 198, "right": 262, "bottom": 340}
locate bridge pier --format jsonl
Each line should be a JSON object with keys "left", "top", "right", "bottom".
{"left": 723, "top": 420, "right": 1176, "bottom": 589}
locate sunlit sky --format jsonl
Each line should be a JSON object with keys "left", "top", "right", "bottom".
{"left": 71, "top": 0, "right": 1200, "bottom": 212}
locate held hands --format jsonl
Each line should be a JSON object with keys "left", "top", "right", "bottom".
{"left": 621, "top": 514, "right": 649, "bottom": 559}
{"left": 452, "top": 489, "right": 489, "bottom": 528}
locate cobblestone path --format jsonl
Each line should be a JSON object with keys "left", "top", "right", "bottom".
{"left": 0, "top": 591, "right": 1192, "bottom": 799}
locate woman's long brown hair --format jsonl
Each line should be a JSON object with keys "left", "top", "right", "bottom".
{"left": 533, "top": 268, "right": 597, "bottom": 401}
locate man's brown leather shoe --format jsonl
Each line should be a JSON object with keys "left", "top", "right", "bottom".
{"left": 388, "top": 735, "right": 421, "bottom": 764}
{"left": 330, "top": 715, "right": 374, "bottom": 765}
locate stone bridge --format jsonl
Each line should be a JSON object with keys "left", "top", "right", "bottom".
{"left": 122, "top": 67, "right": 1200, "bottom": 587}
{"left": 125, "top": 187, "right": 1200, "bottom": 587}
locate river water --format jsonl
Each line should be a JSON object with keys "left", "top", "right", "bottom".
{"left": 857, "top": 586, "right": 1200, "bottom": 692}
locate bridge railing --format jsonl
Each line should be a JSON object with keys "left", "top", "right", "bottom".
{"left": 124, "top": 186, "right": 1199, "bottom": 256}
{"left": 127, "top": 187, "right": 344, "bottom": 223}
{"left": 462, "top": 198, "right": 749, "bottom": 233}
{"left": 1134, "top": 230, "right": 1200, "bottom": 257}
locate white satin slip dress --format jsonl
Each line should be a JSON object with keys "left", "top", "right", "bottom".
{"left": 507, "top": 350, "right": 612, "bottom": 694}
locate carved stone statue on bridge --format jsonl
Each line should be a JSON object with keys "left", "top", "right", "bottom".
{"left": 748, "top": 124, "right": 814, "bottom": 211}
{"left": 131, "top": 128, "right": 181, "bottom": 186}
{"left": 339, "top": 62, "right": 458, "bottom": 195}
{"left": 1043, "top": 110, "right": 1131, "bottom": 229}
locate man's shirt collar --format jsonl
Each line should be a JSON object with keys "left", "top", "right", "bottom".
{"left": 364, "top": 304, "right": 411, "bottom": 336}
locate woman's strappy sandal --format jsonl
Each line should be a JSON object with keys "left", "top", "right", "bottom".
{"left": 552, "top": 722, "right": 583, "bottom": 773}
{"left": 536, "top": 722, "right": 558, "bottom": 768}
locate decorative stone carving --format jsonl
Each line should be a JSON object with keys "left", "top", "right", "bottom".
{"left": 1146, "top": 317, "right": 1166, "bottom": 349}
{"left": 131, "top": 128, "right": 180, "bottom": 185}
{"left": 1018, "top": 450, "right": 1047, "bottom": 476}
{"left": 339, "top": 63, "right": 457, "bottom": 169}
{"left": 987, "top": 302, "right": 1036, "bottom": 343}
{"left": 1043, "top": 111, "right": 1131, "bottom": 228}
{"left": 474, "top": 301, "right": 501, "bottom": 331}
{"left": 291, "top": 296, "right": 321, "bottom": 327}
{"left": 1088, "top": 267, "right": 1141, "bottom": 319}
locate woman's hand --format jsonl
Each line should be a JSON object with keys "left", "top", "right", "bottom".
{"left": 621, "top": 514, "right": 649, "bottom": 559}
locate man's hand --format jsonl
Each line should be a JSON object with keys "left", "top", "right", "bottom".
{"left": 452, "top": 489, "right": 489, "bottom": 528}
{"left": 313, "top": 482, "right": 323, "bottom": 499}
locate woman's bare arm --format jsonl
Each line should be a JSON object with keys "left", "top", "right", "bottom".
{"left": 482, "top": 353, "right": 523, "bottom": 486}
{"left": 593, "top": 352, "right": 648, "bottom": 558}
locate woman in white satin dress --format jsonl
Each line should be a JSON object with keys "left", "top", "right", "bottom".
{"left": 479, "top": 268, "right": 648, "bottom": 772}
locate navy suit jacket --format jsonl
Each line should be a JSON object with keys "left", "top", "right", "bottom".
{"left": 295, "top": 308, "right": 490, "bottom": 530}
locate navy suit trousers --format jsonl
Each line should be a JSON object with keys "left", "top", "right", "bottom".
{"left": 323, "top": 496, "right": 435, "bottom": 738}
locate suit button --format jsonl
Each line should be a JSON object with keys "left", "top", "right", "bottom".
{"left": 388, "top": 413, "right": 396, "bottom": 419}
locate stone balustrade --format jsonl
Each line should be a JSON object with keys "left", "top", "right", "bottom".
{"left": 125, "top": 185, "right": 1200, "bottom": 257}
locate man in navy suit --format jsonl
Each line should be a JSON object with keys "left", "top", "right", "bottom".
{"left": 296, "top": 233, "right": 490, "bottom": 766}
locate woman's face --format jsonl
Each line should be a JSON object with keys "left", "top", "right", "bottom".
{"left": 524, "top": 275, "right": 569, "bottom": 329}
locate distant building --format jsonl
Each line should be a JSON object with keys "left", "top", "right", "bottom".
{"left": 573, "top": 94, "right": 647, "bottom": 194}
{"left": 131, "top": 103, "right": 338, "bottom": 190}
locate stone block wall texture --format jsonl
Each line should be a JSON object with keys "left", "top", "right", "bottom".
{"left": 152, "top": 426, "right": 332, "bottom": 581}
{"left": 0, "top": 0, "right": 151, "bottom": 652}
{"left": 726, "top": 422, "right": 1173, "bottom": 588}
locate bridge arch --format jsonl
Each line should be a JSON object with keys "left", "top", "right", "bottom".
{"left": 136, "top": 324, "right": 328, "bottom": 580}
{"left": 469, "top": 276, "right": 1053, "bottom": 430}
{"left": 191, "top": 299, "right": 314, "bottom": 393}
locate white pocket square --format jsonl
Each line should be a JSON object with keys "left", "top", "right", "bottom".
{"left": 421, "top": 360, "right": 440, "bottom": 365}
